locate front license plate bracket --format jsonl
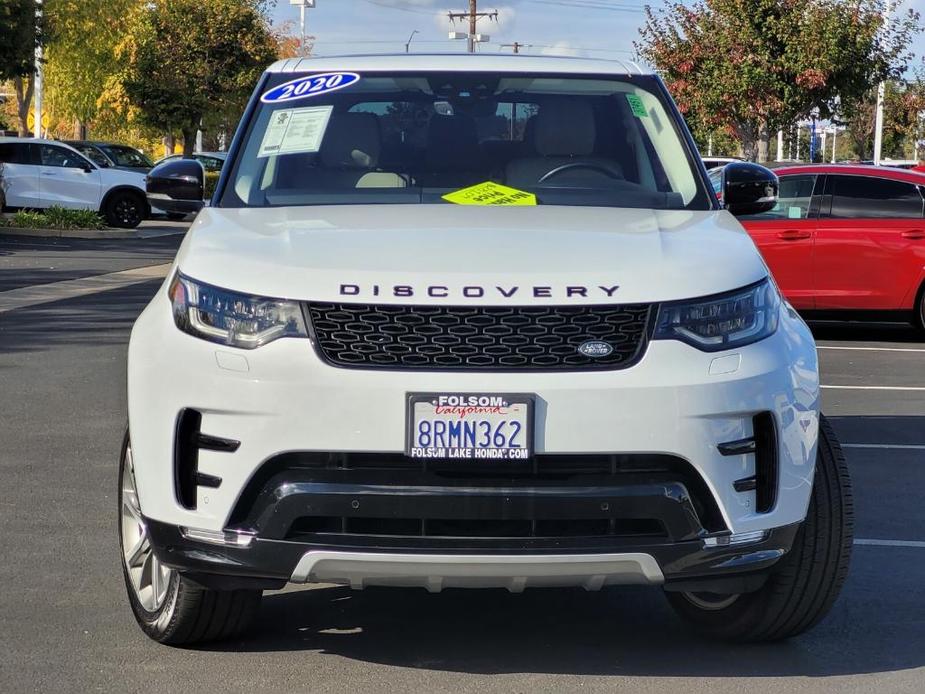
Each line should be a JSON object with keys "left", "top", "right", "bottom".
{"left": 405, "top": 393, "right": 535, "bottom": 461}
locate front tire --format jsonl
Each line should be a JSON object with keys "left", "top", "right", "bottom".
{"left": 666, "top": 414, "right": 853, "bottom": 641}
{"left": 915, "top": 282, "right": 925, "bottom": 331}
{"left": 119, "top": 432, "right": 261, "bottom": 645}
{"left": 104, "top": 191, "right": 146, "bottom": 228}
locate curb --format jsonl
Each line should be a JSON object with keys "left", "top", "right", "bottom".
{"left": 0, "top": 226, "right": 138, "bottom": 239}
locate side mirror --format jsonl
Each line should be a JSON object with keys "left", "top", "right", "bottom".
{"left": 146, "top": 158, "right": 205, "bottom": 215}
{"left": 81, "top": 162, "right": 94, "bottom": 173}
{"left": 722, "top": 162, "right": 778, "bottom": 216}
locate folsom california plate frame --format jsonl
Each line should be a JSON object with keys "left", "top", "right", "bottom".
{"left": 405, "top": 392, "right": 535, "bottom": 460}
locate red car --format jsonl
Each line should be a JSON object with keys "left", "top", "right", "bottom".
{"left": 723, "top": 164, "right": 925, "bottom": 327}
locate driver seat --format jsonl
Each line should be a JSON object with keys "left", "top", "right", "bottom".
{"left": 505, "top": 100, "right": 622, "bottom": 189}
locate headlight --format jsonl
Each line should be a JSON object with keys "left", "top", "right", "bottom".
{"left": 169, "top": 273, "right": 308, "bottom": 349}
{"left": 654, "top": 278, "right": 781, "bottom": 351}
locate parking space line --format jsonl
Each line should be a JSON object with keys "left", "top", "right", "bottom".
{"left": 817, "top": 346, "right": 925, "bottom": 353}
{"left": 0, "top": 263, "right": 172, "bottom": 314}
{"left": 854, "top": 539, "right": 925, "bottom": 548}
{"left": 842, "top": 444, "right": 925, "bottom": 450}
{"left": 820, "top": 385, "right": 925, "bottom": 391}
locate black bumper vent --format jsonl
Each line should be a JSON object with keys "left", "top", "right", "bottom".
{"left": 304, "top": 302, "right": 653, "bottom": 371}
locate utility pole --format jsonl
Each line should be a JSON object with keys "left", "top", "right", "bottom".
{"left": 448, "top": 1, "right": 498, "bottom": 53}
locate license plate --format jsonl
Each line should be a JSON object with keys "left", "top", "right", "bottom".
{"left": 406, "top": 393, "right": 533, "bottom": 460}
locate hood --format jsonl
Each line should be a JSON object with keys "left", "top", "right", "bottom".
{"left": 174, "top": 205, "right": 768, "bottom": 305}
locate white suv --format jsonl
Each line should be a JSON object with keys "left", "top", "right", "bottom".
{"left": 123, "top": 55, "right": 853, "bottom": 645}
{"left": 0, "top": 137, "right": 149, "bottom": 227}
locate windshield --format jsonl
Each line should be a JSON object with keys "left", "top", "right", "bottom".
{"left": 220, "top": 71, "right": 711, "bottom": 210}
{"left": 102, "top": 145, "right": 153, "bottom": 168}
{"left": 71, "top": 144, "right": 110, "bottom": 167}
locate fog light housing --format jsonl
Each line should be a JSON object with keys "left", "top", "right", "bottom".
{"left": 703, "top": 530, "right": 768, "bottom": 548}
{"left": 180, "top": 527, "right": 255, "bottom": 547}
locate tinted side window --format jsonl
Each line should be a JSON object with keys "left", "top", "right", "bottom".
{"left": 0, "top": 143, "right": 30, "bottom": 164}
{"left": 74, "top": 145, "right": 110, "bottom": 167}
{"left": 741, "top": 174, "right": 816, "bottom": 220}
{"left": 830, "top": 175, "right": 923, "bottom": 219}
{"left": 40, "top": 145, "right": 89, "bottom": 169}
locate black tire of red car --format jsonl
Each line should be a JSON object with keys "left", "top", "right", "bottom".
{"left": 103, "top": 190, "right": 146, "bottom": 228}
{"left": 665, "top": 414, "right": 853, "bottom": 642}
{"left": 119, "top": 431, "right": 262, "bottom": 645}
{"left": 916, "top": 282, "right": 925, "bottom": 331}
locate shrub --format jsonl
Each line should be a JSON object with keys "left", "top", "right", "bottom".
{"left": 2, "top": 206, "right": 107, "bottom": 230}
{"left": 204, "top": 171, "right": 221, "bottom": 200}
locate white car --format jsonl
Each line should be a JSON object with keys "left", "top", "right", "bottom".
{"left": 0, "top": 137, "right": 149, "bottom": 227}
{"left": 124, "top": 55, "right": 852, "bottom": 645}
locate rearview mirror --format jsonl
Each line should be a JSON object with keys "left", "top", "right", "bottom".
{"left": 146, "top": 158, "right": 205, "bottom": 215}
{"left": 722, "top": 162, "right": 778, "bottom": 216}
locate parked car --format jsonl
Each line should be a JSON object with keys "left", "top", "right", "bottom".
{"left": 64, "top": 140, "right": 154, "bottom": 173}
{"left": 155, "top": 151, "right": 227, "bottom": 172}
{"left": 0, "top": 137, "right": 149, "bottom": 227}
{"left": 701, "top": 155, "right": 743, "bottom": 170}
{"left": 124, "top": 54, "right": 852, "bottom": 646}
{"left": 718, "top": 164, "right": 925, "bottom": 327}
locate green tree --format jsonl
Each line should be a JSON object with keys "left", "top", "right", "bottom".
{"left": 841, "top": 76, "right": 925, "bottom": 161}
{"left": 0, "top": 0, "right": 36, "bottom": 80}
{"left": 1, "top": 0, "right": 43, "bottom": 136}
{"left": 106, "top": 0, "right": 277, "bottom": 155}
{"left": 636, "top": 0, "right": 920, "bottom": 162}
{"left": 43, "top": 0, "right": 133, "bottom": 138}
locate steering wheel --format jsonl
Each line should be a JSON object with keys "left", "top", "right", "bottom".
{"left": 537, "top": 162, "right": 622, "bottom": 184}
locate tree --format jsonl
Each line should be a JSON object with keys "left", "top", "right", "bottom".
{"left": 841, "top": 75, "right": 925, "bottom": 160}
{"left": 1, "top": 0, "right": 43, "bottom": 136}
{"left": 43, "top": 0, "right": 133, "bottom": 138}
{"left": 636, "top": 0, "right": 920, "bottom": 162}
{"left": 0, "top": 0, "right": 35, "bottom": 80}
{"left": 106, "top": 0, "right": 278, "bottom": 156}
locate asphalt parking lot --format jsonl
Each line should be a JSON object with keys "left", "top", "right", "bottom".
{"left": 1, "top": 232, "right": 923, "bottom": 693}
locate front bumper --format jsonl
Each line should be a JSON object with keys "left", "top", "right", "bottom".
{"left": 147, "top": 517, "right": 799, "bottom": 593}
{"left": 129, "top": 283, "right": 819, "bottom": 588}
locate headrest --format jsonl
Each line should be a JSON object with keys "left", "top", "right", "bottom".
{"left": 321, "top": 113, "right": 380, "bottom": 169}
{"left": 425, "top": 114, "right": 482, "bottom": 171}
{"left": 535, "top": 101, "right": 596, "bottom": 156}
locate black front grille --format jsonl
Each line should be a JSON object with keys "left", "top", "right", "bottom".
{"left": 305, "top": 302, "right": 653, "bottom": 370}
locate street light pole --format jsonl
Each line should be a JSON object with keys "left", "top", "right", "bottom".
{"left": 290, "top": 0, "right": 315, "bottom": 58}
{"left": 873, "top": 1, "right": 890, "bottom": 165}
{"left": 405, "top": 30, "right": 419, "bottom": 53}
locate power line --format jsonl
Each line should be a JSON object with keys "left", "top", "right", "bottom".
{"left": 523, "top": 0, "right": 646, "bottom": 12}
{"left": 361, "top": 0, "right": 438, "bottom": 15}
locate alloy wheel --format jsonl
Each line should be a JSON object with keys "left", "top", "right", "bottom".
{"left": 114, "top": 198, "right": 142, "bottom": 227}
{"left": 121, "top": 443, "right": 172, "bottom": 612}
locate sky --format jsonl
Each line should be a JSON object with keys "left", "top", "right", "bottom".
{"left": 272, "top": 0, "right": 925, "bottom": 66}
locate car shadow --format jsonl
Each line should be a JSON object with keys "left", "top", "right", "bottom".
{"left": 201, "top": 561, "right": 923, "bottom": 678}
{"left": 808, "top": 320, "right": 923, "bottom": 343}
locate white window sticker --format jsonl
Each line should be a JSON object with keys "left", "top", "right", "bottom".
{"left": 257, "top": 105, "right": 333, "bottom": 158}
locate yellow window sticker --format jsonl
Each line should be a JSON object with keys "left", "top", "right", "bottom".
{"left": 442, "top": 181, "right": 537, "bottom": 206}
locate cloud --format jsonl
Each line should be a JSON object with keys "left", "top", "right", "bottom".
{"left": 540, "top": 41, "right": 583, "bottom": 57}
